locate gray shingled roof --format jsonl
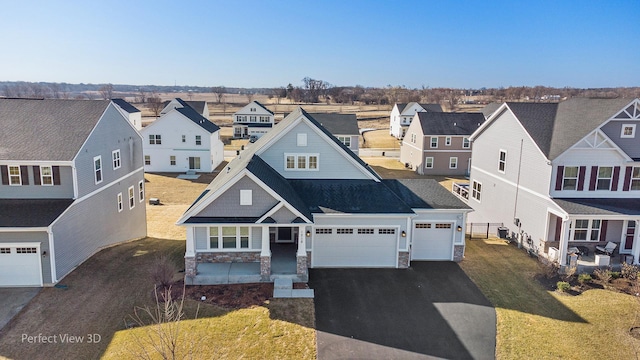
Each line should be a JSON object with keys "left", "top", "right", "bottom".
{"left": 185, "top": 100, "right": 207, "bottom": 115}
{"left": 416, "top": 112, "right": 484, "bottom": 136}
{"left": 420, "top": 103, "right": 443, "bottom": 112}
{"left": 288, "top": 179, "right": 415, "bottom": 214}
{"left": 307, "top": 113, "right": 359, "bottom": 135}
{"left": 175, "top": 106, "right": 220, "bottom": 133}
{"left": 382, "top": 179, "right": 471, "bottom": 210}
{"left": 554, "top": 198, "right": 640, "bottom": 216}
{"left": 396, "top": 103, "right": 408, "bottom": 113}
{"left": 112, "top": 98, "right": 141, "bottom": 113}
{"left": 481, "top": 102, "right": 501, "bottom": 118}
{"left": 0, "top": 199, "right": 74, "bottom": 227}
{"left": 505, "top": 98, "right": 633, "bottom": 160}
{"left": 0, "top": 99, "right": 110, "bottom": 161}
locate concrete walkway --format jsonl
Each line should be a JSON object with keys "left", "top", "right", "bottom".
{"left": 0, "top": 288, "right": 40, "bottom": 330}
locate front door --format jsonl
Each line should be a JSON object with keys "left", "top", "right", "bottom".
{"left": 188, "top": 157, "right": 201, "bottom": 170}
{"left": 622, "top": 220, "right": 636, "bottom": 253}
{"left": 275, "top": 227, "right": 295, "bottom": 243}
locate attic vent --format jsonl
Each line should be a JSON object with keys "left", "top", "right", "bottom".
{"left": 226, "top": 167, "right": 230, "bottom": 174}
{"left": 453, "top": 122, "right": 457, "bottom": 126}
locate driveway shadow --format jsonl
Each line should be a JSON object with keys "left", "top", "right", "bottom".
{"left": 310, "top": 262, "right": 497, "bottom": 359}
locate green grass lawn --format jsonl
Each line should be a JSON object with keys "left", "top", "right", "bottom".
{"left": 460, "top": 238, "right": 640, "bottom": 359}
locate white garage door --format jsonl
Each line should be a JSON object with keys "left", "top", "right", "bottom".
{"left": 313, "top": 228, "right": 397, "bottom": 267}
{"left": 411, "top": 223, "right": 454, "bottom": 261}
{"left": 0, "top": 244, "right": 42, "bottom": 286}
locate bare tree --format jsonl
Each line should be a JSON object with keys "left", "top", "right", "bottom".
{"left": 99, "top": 83, "right": 114, "bottom": 100}
{"left": 245, "top": 92, "right": 254, "bottom": 103}
{"left": 302, "top": 77, "right": 331, "bottom": 103}
{"left": 137, "top": 88, "right": 147, "bottom": 103}
{"left": 50, "top": 83, "right": 62, "bottom": 99}
{"left": 148, "top": 96, "right": 164, "bottom": 117}
{"left": 211, "top": 86, "right": 226, "bottom": 104}
{"left": 2, "top": 85, "right": 14, "bottom": 97}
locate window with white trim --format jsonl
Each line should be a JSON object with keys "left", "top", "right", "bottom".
{"left": 112, "top": 149, "right": 121, "bottom": 170}
{"left": 337, "top": 136, "right": 351, "bottom": 147}
{"left": 170, "top": 156, "right": 176, "bottom": 166}
{"left": 596, "top": 166, "right": 613, "bottom": 190}
{"left": 498, "top": 150, "right": 506, "bottom": 172}
{"left": 632, "top": 167, "right": 640, "bottom": 190}
{"left": 571, "top": 219, "right": 601, "bottom": 241}
{"left": 259, "top": 116, "right": 270, "bottom": 123}
{"left": 17, "top": 247, "right": 37, "bottom": 254}
{"left": 449, "top": 157, "right": 458, "bottom": 169}
{"left": 430, "top": 137, "right": 438, "bottom": 148}
{"left": 562, "top": 166, "right": 579, "bottom": 190}
{"left": 240, "top": 189, "right": 252, "bottom": 205}
{"left": 94, "top": 156, "right": 103, "bottom": 184}
{"left": 472, "top": 180, "right": 482, "bottom": 201}
{"left": 336, "top": 228, "right": 353, "bottom": 234}
{"left": 621, "top": 124, "right": 636, "bottom": 138}
{"left": 445, "top": 137, "right": 451, "bottom": 146}
{"left": 40, "top": 165, "right": 53, "bottom": 186}
{"left": 297, "top": 133, "right": 307, "bottom": 146}
{"left": 117, "top": 192, "right": 123, "bottom": 212}
{"left": 315, "top": 228, "right": 332, "bottom": 234}
{"left": 250, "top": 116, "right": 256, "bottom": 122}
{"left": 128, "top": 186, "right": 135, "bottom": 209}
{"left": 209, "top": 227, "right": 219, "bottom": 248}
{"left": 208, "top": 226, "right": 250, "bottom": 249}
{"left": 462, "top": 137, "right": 470, "bottom": 148}
{"left": 378, "top": 228, "right": 396, "bottom": 234}
{"left": 435, "top": 223, "right": 452, "bottom": 229}
{"left": 182, "top": 135, "right": 186, "bottom": 143}
{"left": 149, "top": 134, "right": 161, "bottom": 145}
{"left": 425, "top": 157, "right": 434, "bottom": 169}
{"left": 284, "top": 154, "right": 319, "bottom": 171}
{"left": 410, "top": 133, "right": 416, "bottom": 143}
{"left": 145, "top": 155, "right": 151, "bottom": 166}
{"left": 357, "top": 228, "right": 374, "bottom": 234}
{"left": 8, "top": 166, "right": 21, "bottom": 185}
{"left": 138, "top": 181, "right": 144, "bottom": 202}
{"left": 195, "top": 135, "right": 202, "bottom": 145}
{"left": 415, "top": 223, "right": 431, "bottom": 229}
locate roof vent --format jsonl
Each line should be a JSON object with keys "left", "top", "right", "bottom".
{"left": 453, "top": 122, "right": 457, "bottom": 127}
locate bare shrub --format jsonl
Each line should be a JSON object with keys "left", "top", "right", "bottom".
{"left": 562, "top": 266, "right": 577, "bottom": 282}
{"left": 622, "top": 263, "right": 640, "bottom": 281}
{"left": 539, "top": 261, "right": 559, "bottom": 279}
{"left": 593, "top": 267, "right": 613, "bottom": 284}
{"left": 151, "top": 254, "right": 177, "bottom": 290}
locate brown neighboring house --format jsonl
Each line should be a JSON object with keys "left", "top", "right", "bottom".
{"left": 400, "top": 112, "right": 484, "bottom": 175}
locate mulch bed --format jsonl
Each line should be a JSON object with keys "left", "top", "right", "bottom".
{"left": 161, "top": 281, "right": 310, "bottom": 309}
{"left": 535, "top": 273, "right": 638, "bottom": 296}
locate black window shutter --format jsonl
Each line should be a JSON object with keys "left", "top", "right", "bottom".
{"left": 33, "top": 166, "right": 41, "bottom": 185}
{"left": 600, "top": 220, "right": 608, "bottom": 241}
{"left": 20, "top": 165, "right": 29, "bottom": 185}
{"left": 0, "top": 165, "right": 8, "bottom": 185}
{"left": 588, "top": 166, "right": 598, "bottom": 191}
{"left": 577, "top": 166, "right": 586, "bottom": 191}
{"left": 555, "top": 166, "right": 564, "bottom": 191}
{"left": 52, "top": 166, "right": 61, "bottom": 185}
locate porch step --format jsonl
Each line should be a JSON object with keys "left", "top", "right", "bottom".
{"left": 272, "top": 277, "right": 314, "bottom": 299}
{"left": 274, "top": 277, "right": 293, "bottom": 289}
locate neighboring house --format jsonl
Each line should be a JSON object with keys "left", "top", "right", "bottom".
{"left": 306, "top": 113, "right": 360, "bottom": 155}
{"left": 400, "top": 112, "right": 484, "bottom": 176}
{"left": 161, "top": 98, "right": 209, "bottom": 118}
{"left": 177, "top": 107, "right": 471, "bottom": 285}
{"left": 233, "top": 101, "right": 274, "bottom": 139}
{"left": 0, "top": 99, "right": 146, "bottom": 287}
{"left": 141, "top": 101, "right": 224, "bottom": 173}
{"left": 481, "top": 102, "right": 502, "bottom": 119}
{"left": 112, "top": 98, "right": 142, "bottom": 131}
{"left": 389, "top": 102, "right": 443, "bottom": 139}
{"left": 466, "top": 98, "right": 640, "bottom": 269}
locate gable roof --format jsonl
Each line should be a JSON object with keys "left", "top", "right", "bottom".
{"left": 420, "top": 103, "right": 444, "bottom": 112}
{"left": 185, "top": 100, "right": 207, "bottom": 115}
{"left": 382, "top": 179, "right": 471, "bottom": 210}
{"left": 175, "top": 106, "right": 220, "bottom": 133}
{"left": 306, "top": 113, "right": 359, "bottom": 135}
{"left": 415, "top": 112, "right": 484, "bottom": 136}
{"left": 235, "top": 100, "right": 274, "bottom": 115}
{"left": 481, "top": 102, "right": 501, "bottom": 118}
{"left": 505, "top": 102, "right": 558, "bottom": 158}
{"left": 554, "top": 198, "right": 640, "bottom": 216}
{"left": 395, "top": 103, "right": 408, "bottom": 113}
{"left": 112, "top": 98, "right": 141, "bottom": 113}
{"left": 0, "top": 199, "right": 74, "bottom": 227}
{"left": 0, "top": 98, "right": 110, "bottom": 161}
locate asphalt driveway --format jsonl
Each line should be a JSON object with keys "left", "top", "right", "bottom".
{"left": 309, "top": 262, "right": 496, "bottom": 359}
{"left": 0, "top": 288, "right": 40, "bottom": 330}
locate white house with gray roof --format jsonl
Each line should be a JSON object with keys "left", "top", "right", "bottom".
{"left": 307, "top": 113, "right": 360, "bottom": 154}
{"left": 233, "top": 101, "right": 274, "bottom": 139}
{"left": 466, "top": 98, "right": 640, "bottom": 270}
{"left": 0, "top": 98, "right": 146, "bottom": 287}
{"left": 390, "top": 102, "right": 443, "bottom": 139}
{"left": 177, "top": 107, "right": 471, "bottom": 285}
{"left": 112, "top": 98, "right": 142, "bottom": 131}
{"left": 161, "top": 98, "right": 209, "bottom": 119}
{"left": 141, "top": 100, "right": 224, "bottom": 173}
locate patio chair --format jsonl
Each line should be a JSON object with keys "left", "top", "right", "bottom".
{"left": 595, "top": 241, "right": 617, "bottom": 256}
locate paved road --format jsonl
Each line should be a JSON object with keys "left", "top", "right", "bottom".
{"left": 309, "top": 262, "right": 496, "bottom": 359}
{"left": 0, "top": 288, "right": 40, "bottom": 330}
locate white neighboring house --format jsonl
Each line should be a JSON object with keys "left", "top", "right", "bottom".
{"left": 141, "top": 104, "right": 224, "bottom": 173}
{"left": 161, "top": 98, "right": 209, "bottom": 118}
{"left": 307, "top": 113, "right": 360, "bottom": 155}
{"left": 112, "top": 98, "right": 142, "bottom": 131}
{"left": 390, "top": 102, "right": 443, "bottom": 139}
{"left": 233, "top": 101, "right": 274, "bottom": 139}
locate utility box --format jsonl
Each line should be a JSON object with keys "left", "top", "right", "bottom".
{"left": 498, "top": 227, "right": 508, "bottom": 239}
{"left": 149, "top": 198, "right": 160, "bottom": 205}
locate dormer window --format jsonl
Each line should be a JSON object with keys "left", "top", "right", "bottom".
{"left": 621, "top": 124, "right": 636, "bottom": 138}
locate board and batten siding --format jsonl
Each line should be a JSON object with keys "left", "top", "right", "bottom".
{"left": 600, "top": 120, "right": 640, "bottom": 159}
{"left": 0, "top": 231, "right": 52, "bottom": 284}
{"left": 75, "top": 105, "right": 144, "bottom": 198}
{"left": 0, "top": 165, "right": 74, "bottom": 199}
{"left": 259, "top": 120, "right": 370, "bottom": 180}
{"left": 194, "top": 175, "right": 278, "bottom": 217}
{"left": 50, "top": 170, "right": 146, "bottom": 282}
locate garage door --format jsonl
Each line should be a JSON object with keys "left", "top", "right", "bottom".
{"left": 0, "top": 244, "right": 42, "bottom": 286}
{"left": 313, "top": 228, "right": 397, "bottom": 267}
{"left": 411, "top": 223, "right": 453, "bottom": 260}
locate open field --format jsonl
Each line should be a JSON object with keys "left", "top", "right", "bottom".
{"left": 461, "top": 238, "right": 640, "bottom": 359}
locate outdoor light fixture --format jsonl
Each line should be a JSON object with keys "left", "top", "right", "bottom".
{"left": 457, "top": 225, "right": 462, "bottom": 232}
{"left": 306, "top": 230, "right": 311, "bottom": 237}
{"left": 42, "top": 250, "right": 47, "bottom": 257}
{"left": 401, "top": 231, "right": 406, "bottom": 237}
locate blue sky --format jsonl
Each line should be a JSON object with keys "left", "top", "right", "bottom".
{"left": 1, "top": 0, "right": 638, "bottom": 89}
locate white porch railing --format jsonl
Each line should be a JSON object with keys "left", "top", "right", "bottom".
{"left": 452, "top": 182, "right": 469, "bottom": 201}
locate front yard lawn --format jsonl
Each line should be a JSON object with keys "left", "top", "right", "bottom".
{"left": 460, "top": 238, "right": 640, "bottom": 359}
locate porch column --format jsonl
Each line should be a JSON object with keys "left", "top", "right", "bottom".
{"left": 633, "top": 220, "right": 640, "bottom": 265}
{"left": 558, "top": 219, "right": 570, "bottom": 266}
{"left": 296, "top": 225, "right": 308, "bottom": 280}
{"left": 260, "top": 225, "right": 271, "bottom": 281}
{"left": 185, "top": 226, "right": 197, "bottom": 278}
